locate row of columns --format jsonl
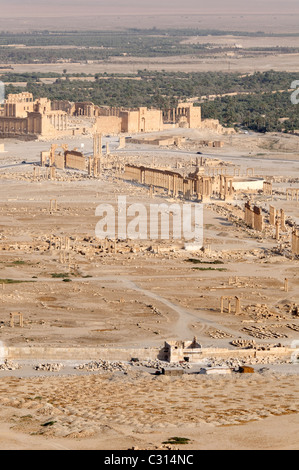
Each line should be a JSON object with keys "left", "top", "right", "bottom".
{"left": 49, "top": 113, "right": 68, "bottom": 131}
{"left": 245, "top": 202, "right": 264, "bottom": 231}
{"left": 124, "top": 165, "right": 215, "bottom": 201}
{"left": 220, "top": 296, "right": 241, "bottom": 315}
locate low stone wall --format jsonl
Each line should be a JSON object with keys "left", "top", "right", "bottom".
{"left": 3, "top": 346, "right": 297, "bottom": 363}
{"left": 233, "top": 177, "right": 264, "bottom": 191}
{"left": 4, "top": 347, "right": 160, "bottom": 362}
{"left": 199, "top": 347, "right": 296, "bottom": 361}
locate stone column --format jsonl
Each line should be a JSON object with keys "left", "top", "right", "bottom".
{"left": 235, "top": 297, "right": 241, "bottom": 315}
{"left": 284, "top": 278, "right": 289, "bottom": 292}
{"left": 50, "top": 167, "right": 56, "bottom": 180}
{"left": 269, "top": 206, "right": 276, "bottom": 226}
{"left": 280, "top": 209, "right": 287, "bottom": 231}
{"left": 88, "top": 157, "right": 93, "bottom": 176}
{"left": 275, "top": 220, "right": 280, "bottom": 241}
{"left": 220, "top": 297, "right": 224, "bottom": 314}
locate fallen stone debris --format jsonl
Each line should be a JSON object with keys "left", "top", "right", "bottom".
{"left": 286, "top": 323, "right": 299, "bottom": 332}
{"left": 230, "top": 339, "right": 284, "bottom": 350}
{"left": 130, "top": 359, "right": 192, "bottom": 370}
{"left": 230, "top": 339, "right": 257, "bottom": 348}
{"left": 206, "top": 355, "right": 292, "bottom": 368}
{"left": 242, "top": 304, "right": 285, "bottom": 321}
{"left": 241, "top": 325, "right": 289, "bottom": 340}
{"left": 74, "top": 359, "right": 130, "bottom": 373}
{"left": 208, "top": 329, "right": 233, "bottom": 339}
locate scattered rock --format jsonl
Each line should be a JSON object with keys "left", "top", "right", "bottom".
{"left": 34, "top": 363, "right": 64, "bottom": 372}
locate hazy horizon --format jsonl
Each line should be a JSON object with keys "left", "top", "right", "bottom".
{"left": 2, "top": 0, "right": 299, "bottom": 17}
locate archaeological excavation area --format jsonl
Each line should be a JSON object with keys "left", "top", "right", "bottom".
{"left": 0, "top": 127, "right": 298, "bottom": 358}
{"left": 0, "top": 119, "right": 298, "bottom": 449}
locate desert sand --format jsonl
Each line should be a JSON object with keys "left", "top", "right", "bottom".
{"left": 0, "top": 126, "right": 298, "bottom": 449}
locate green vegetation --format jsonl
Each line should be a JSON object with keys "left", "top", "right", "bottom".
{"left": 3, "top": 69, "right": 299, "bottom": 132}
{"left": 201, "top": 90, "right": 299, "bottom": 133}
{"left": 0, "top": 279, "right": 34, "bottom": 284}
{"left": 51, "top": 273, "right": 70, "bottom": 279}
{"left": 1, "top": 29, "right": 299, "bottom": 64}
{"left": 41, "top": 421, "right": 56, "bottom": 427}
{"left": 4, "top": 69, "right": 298, "bottom": 102}
{"left": 162, "top": 436, "right": 191, "bottom": 445}
{"left": 0, "top": 29, "right": 290, "bottom": 63}
{"left": 192, "top": 267, "right": 227, "bottom": 272}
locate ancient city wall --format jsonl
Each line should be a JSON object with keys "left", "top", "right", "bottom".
{"left": 5, "top": 346, "right": 160, "bottom": 362}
